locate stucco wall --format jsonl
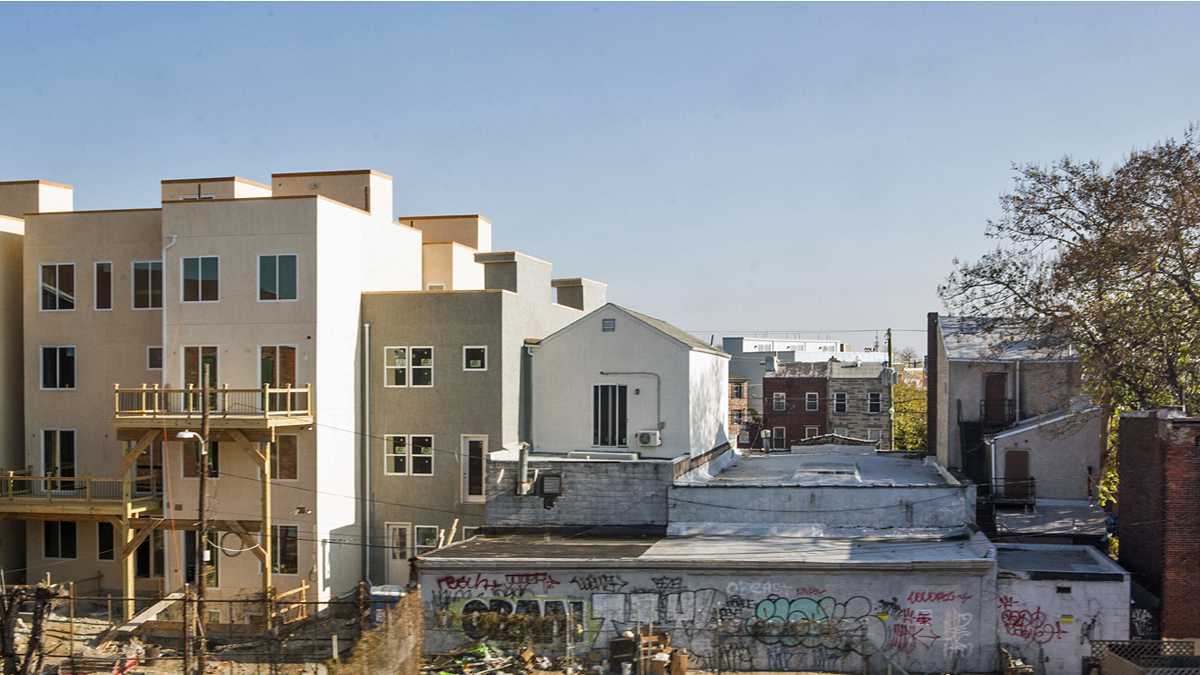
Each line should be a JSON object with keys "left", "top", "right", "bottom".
{"left": 0, "top": 218, "right": 24, "bottom": 576}
{"left": 688, "top": 350, "right": 731, "bottom": 455}
{"left": 420, "top": 564, "right": 999, "bottom": 674}
{"left": 992, "top": 408, "right": 1104, "bottom": 500}
{"left": 531, "top": 306, "right": 695, "bottom": 459}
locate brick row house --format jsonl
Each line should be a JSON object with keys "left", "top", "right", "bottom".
{"left": 761, "top": 359, "right": 893, "bottom": 449}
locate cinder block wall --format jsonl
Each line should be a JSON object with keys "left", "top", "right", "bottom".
{"left": 486, "top": 459, "right": 673, "bottom": 527}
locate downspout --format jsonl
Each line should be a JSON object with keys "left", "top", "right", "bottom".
{"left": 1014, "top": 359, "right": 1022, "bottom": 423}
{"left": 599, "top": 371, "right": 663, "bottom": 431}
{"left": 160, "top": 233, "right": 177, "bottom": 590}
{"left": 362, "top": 322, "right": 372, "bottom": 583}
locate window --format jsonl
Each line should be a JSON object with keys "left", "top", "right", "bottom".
{"left": 43, "top": 430, "right": 76, "bottom": 489}
{"left": 258, "top": 254, "right": 298, "bottom": 301}
{"left": 411, "top": 436, "right": 434, "bottom": 475}
{"left": 147, "top": 346, "right": 163, "bottom": 370}
{"left": 731, "top": 383, "right": 744, "bottom": 399}
{"left": 773, "top": 392, "right": 787, "bottom": 412}
{"left": 132, "top": 261, "right": 162, "bottom": 309}
{"left": 271, "top": 525, "right": 298, "bottom": 574}
{"left": 426, "top": 283, "right": 445, "bottom": 291}
{"left": 98, "top": 522, "right": 114, "bottom": 560}
{"left": 182, "top": 441, "right": 219, "bottom": 478}
{"left": 135, "top": 530, "right": 164, "bottom": 579}
{"left": 43, "top": 521, "right": 76, "bottom": 559}
{"left": 805, "top": 426, "right": 819, "bottom": 439}
{"left": 732, "top": 410, "right": 744, "bottom": 425}
{"left": 135, "top": 440, "right": 163, "bottom": 495}
{"left": 384, "top": 347, "right": 408, "bottom": 387}
{"left": 592, "top": 384, "right": 628, "bottom": 447}
{"left": 94, "top": 262, "right": 112, "bottom": 310}
{"left": 182, "top": 256, "right": 219, "bottom": 302}
{"left": 388, "top": 523, "right": 410, "bottom": 561}
{"left": 868, "top": 392, "right": 883, "bottom": 414}
{"left": 463, "top": 436, "right": 487, "bottom": 503}
{"left": 40, "top": 346, "right": 75, "bottom": 389}
{"left": 833, "top": 392, "right": 848, "bottom": 414}
{"left": 463, "top": 346, "right": 487, "bottom": 371}
{"left": 40, "top": 263, "right": 75, "bottom": 311}
{"left": 185, "top": 531, "right": 219, "bottom": 586}
{"left": 834, "top": 427, "right": 849, "bottom": 437}
{"left": 772, "top": 426, "right": 787, "bottom": 450}
{"left": 462, "top": 527, "right": 479, "bottom": 541}
{"left": 414, "top": 526, "right": 439, "bottom": 556}
{"left": 411, "top": 347, "right": 433, "bottom": 387}
{"left": 183, "top": 346, "right": 218, "bottom": 409}
{"left": 270, "top": 436, "right": 298, "bottom": 480}
{"left": 601, "top": 318, "right": 616, "bottom": 332}
{"left": 384, "top": 435, "right": 433, "bottom": 476}
{"left": 805, "top": 392, "right": 819, "bottom": 412}
{"left": 866, "top": 429, "right": 881, "bottom": 441}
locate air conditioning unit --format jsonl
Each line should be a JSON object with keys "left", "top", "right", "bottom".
{"left": 636, "top": 430, "right": 662, "bottom": 447}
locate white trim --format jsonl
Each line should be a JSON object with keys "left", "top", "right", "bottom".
{"left": 867, "top": 391, "right": 883, "bottom": 414}
{"left": 461, "top": 434, "right": 488, "bottom": 504}
{"left": 804, "top": 426, "right": 819, "bottom": 439}
{"left": 990, "top": 406, "right": 1102, "bottom": 441}
{"left": 413, "top": 524, "right": 440, "bottom": 557}
{"left": 180, "top": 255, "right": 221, "bottom": 303}
{"left": 591, "top": 382, "right": 628, "bottom": 448}
{"left": 772, "top": 392, "right": 787, "bottom": 412}
{"left": 382, "top": 434, "right": 409, "bottom": 476}
{"left": 38, "top": 262, "right": 76, "bottom": 312}
{"left": 833, "top": 392, "right": 848, "bottom": 414}
{"left": 146, "top": 346, "right": 163, "bottom": 371}
{"left": 804, "top": 391, "right": 819, "bottom": 412}
{"left": 410, "top": 346, "right": 434, "bottom": 388}
{"left": 93, "top": 260, "right": 113, "bottom": 311}
{"left": 256, "top": 253, "right": 300, "bottom": 303}
{"left": 383, "top": 521, "right": 412, "bottom": 583}
{"left": 130, "top": 259, "right": 163, "bottom": 311}
{"left": 38, "top": 344, "right": 77, "bottom": 390}
{"left": 382, "top": 346, "right": 409, "bottom": 388}
{"left": 462, "top": 345, "right": 488, "bottom": 372}
{"left": 382, "top": 434, "right": 435, "bottom": 476}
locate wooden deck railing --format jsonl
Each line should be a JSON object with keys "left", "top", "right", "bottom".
{"left": 114, "top": 383, "right": 312, "bottom": 420}
{"left": 1, "top": 471, "right": 160, "bottom": 502}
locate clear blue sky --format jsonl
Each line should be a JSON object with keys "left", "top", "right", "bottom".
{"left": 3, "top": 2, "right": 1198, "bottom": 353}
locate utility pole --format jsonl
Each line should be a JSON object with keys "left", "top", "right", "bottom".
{"left": 887, "top": 328, "right": 895, "bottom": 450}
{"left": 197, "top": 363, "right": 210, "bottom": 675}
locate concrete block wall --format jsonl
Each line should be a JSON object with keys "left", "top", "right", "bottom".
{"left": 485, "top": 457, "right": 673, "bottom": 527}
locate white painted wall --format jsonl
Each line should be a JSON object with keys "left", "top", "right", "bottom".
{"left": 689, "top": 349, "right": 730, "bottom": 454}
{"left": 531, "top": 305, "right": 725, "bottom": 459}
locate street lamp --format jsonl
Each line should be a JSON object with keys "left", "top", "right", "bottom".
{"left": 176, "top": 429, "right": 206, "bottom": 449}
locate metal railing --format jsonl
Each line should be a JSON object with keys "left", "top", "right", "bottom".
{"left": 0, "top": 471, "right": 160, "bottom": 502}
{"left": 114, "top": 384, "right": 312, "bottom": 420}
{"left": 980, "top": 478, "right": 1037, "bottom": 505}
{"left": 979, "top": 398, "right": 1016, "bottom": 428}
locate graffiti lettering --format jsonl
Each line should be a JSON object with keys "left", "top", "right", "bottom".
{"left": 941, "top": 611, "right": 972, "bottom": 657}
{"left": 725, "top": 580, "right": 792, "bottom": 596}
{"left": 652, "top": 576, "right": 684, "bottom": 592}
{"left": 570, "top": 574, "right": 628, "bottom": 593}
{"left": 906, "top": 590, "right": 972, "bottom": 604}
{"left": 886, "top": 608, "right": 941, "bottom": 654}
{"left": 999, "top": 596, "right": 1065, "bottom": 644}
{"left": 744, "top": 595, "right": 885, "bottom": 654}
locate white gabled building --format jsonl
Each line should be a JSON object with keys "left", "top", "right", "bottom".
{"left": 528, "top": 303, "right": 730, "bottom": 460}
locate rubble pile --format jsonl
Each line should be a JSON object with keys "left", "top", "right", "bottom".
{"left": 423, "top": 642, "right": 554, "bottom": 675}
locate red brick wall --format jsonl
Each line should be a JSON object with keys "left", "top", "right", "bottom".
{"left": 1119, "top": 412, "right": 1200, "bottom": 638}
{"left": 729, "top": 381, "right": 750, "bottom": 447}
{"left": 762, "top": 376, "right": 827, "bottom": 448}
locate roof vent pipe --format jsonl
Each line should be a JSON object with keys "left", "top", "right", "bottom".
{"left": 517, "top": 442, "right": 533, "bottom": 495}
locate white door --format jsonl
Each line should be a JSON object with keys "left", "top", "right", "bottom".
{"left": 385, "top": 523, "right": 410, "bottom": 585}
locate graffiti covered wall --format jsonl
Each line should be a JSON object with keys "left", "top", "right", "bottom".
{"left": 420, "top": 567, "right": 999, "bottom": 673}
{"left": 996, "top": 577, "right": 1129, "bottom": 675}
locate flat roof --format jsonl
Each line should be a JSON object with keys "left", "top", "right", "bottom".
{"left": 161, "top": 176, "right": 271, "bottom": 190}
{"left": 272, "top": 169, "right": 393, "bottom": 180}
{"left": 996, "top": 543, "right": 1126, "bottom": 580}
{"left": 685, "top": 446, "right": 954, "bottom": 487}
{"left": 0, "top": 179, "right": 72, "bottom": 189}
{"left": 995, "top": 499, "right": 1107, "bottom": 537}
{"left": 420, "top": 532, "right": 994, "bottom": 571}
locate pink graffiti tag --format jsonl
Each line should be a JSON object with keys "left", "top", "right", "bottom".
{"left": 998, "top": 596, "right": 1065, "bottom": 644}
{"left": 886, "top": 607, "right": 941, "bottom": 654}
{"left": 906, "top": 590, "right": 973, "bottom": 604}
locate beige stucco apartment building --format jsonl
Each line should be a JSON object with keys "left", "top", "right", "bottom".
{"left": 0, "top": 170, "right": 603, "bottom": 619}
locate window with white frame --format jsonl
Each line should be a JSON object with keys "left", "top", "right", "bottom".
{"left": 463, "top": 346, "right": 487, "bottom": 371}
{"left": 868, "top": 392, "right": 883, "bottom": 414}
{"left": 772, "top": 426, "right": 787, "bottom": 450}
{"left": 462, "top": 527, "right": 479, "bottom": 541}
{"left": 866, "top": 429, "right": 881, "bottom": 441}
{"left": 258, "top": 254, "right": 298, "bottom": 301}
{"left": 834, "top": 427, "right": 849, "bottom": 437}
{"left": 182, "top": 256, "right": 219, "bottom": 302}
{"left": 271, "top": 525, "right": 298, "bottom": 574}
{"left": 833, "top": 392, "right": 848, "bottom": 413}
{"left": 147, "top": 346, "right": 163, "bottom": 370}
{"left": 805, "top": 392, "right": 819, "bottom": 412}
{"left": 772, "top": 392, "right": 787, "bottom": 412}
{"left": 463, "top": 436, "right": 487, "bottom": 503}
{"left": 411, "top": 348, "right": 433, "bottom": 386}
{"left": 41, "top": 346, "right": 75, "bottom": 389}
{"left": 40, "top": 263, "right": 75, "bottom": 311}
{"left": 731, "top": 383, "right": 744, "bottom": 399}
{"left": 805, "top": 426, "right": 819, "bottom": 439}
{"left": 132, "top": 261, "right": 162, "bottom": 309}
{"left": 384, "top": 347, "right": 408, "bottom": 387}
{"left": 388, "top": 523, "right": 410, "bottom": 561}
{"left": 94, "top": 262, "right": 112, "bottom": 310}
{"left": 414, "top": 526, "right": 439, "bottom": 556}
{"left": 384, "top": 435, "right": 434, "bottom": 475}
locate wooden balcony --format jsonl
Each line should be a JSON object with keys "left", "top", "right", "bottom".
{"left": 113, "top": 384, "right": 313, "bottom": 433}
{"left": 0, "top": 472, "right": 161, "bottom": 518}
